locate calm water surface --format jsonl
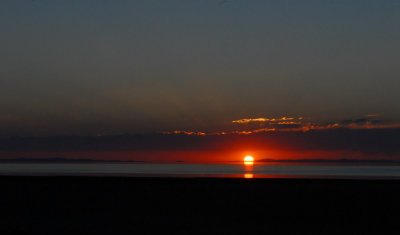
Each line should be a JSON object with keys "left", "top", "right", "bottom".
{"left": 1, "top": 163, "right": 400, "bottom": 179}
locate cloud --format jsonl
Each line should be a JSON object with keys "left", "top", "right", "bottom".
{"left": 160, "top": 131, "right": 206, "bottom": 136}
{"left": 228, "top": 116, "right": 400, "bottom": 134}
{"left": 161, "top": 120, "right": 400, "bottom": 136}
{"left": 232, "top": 117, "right": 300, "bottom": 124}
{"left": 160, "top": 116, "right": 400, "bottom": 137}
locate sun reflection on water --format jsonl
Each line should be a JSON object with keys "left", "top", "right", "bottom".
{"left": 243, "top": 155, "right": 254, "bottom": 178}
{"left": 244, "top": 173, "right": 254, "bottom": 178}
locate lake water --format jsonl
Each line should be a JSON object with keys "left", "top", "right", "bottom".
{"left": 1, "top": 163, "right": 400, "bottom": 179}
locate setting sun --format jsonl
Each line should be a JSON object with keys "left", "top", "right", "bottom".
{"left": 244, "top": 156, "right": 254, "bottom": 162}
{"left": 244, "top": 155, "right": 254, "bottom": 165}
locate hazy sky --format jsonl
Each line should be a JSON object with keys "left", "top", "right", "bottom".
{"left": 1, "top": 0, "right": 399, "bottom": 136}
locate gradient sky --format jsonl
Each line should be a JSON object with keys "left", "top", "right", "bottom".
{"left": 1, "top": 0, "right": 400, "bottom": 137}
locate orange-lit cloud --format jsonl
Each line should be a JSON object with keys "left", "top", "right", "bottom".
{"left": 233, "top": 121, "right": 400, "bottom": 134}
{"left": 161, "top": 117, "right": 400, "bottom": 136}
{"left": 277, "top": 122, "right": 300, "bottom": 125}
{"left": 232, "top": 117, "right": 300, "bottom": 124}
{"left": 160, "top": 131, "right": 206, "bottom": 136}
{"left": 347, "top": 122, "right": 400, "bottom": 130}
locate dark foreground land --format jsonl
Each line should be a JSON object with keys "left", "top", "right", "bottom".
{"left": 1, "top": 177, "right": 399, "bottom": 234}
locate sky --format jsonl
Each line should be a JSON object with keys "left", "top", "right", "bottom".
{"left": 0, "top": 1, "right": 399, "bottom": 161}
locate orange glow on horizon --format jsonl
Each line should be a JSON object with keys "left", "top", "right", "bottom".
{"left": 244, "top": 173, "right": 254, "bottom": 178}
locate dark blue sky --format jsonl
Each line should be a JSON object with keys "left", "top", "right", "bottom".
{"left": 1, "top": 0, "right": 399, "bottom": 136}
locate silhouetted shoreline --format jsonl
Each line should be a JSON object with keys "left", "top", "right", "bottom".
{"left": 0, "top": 176, "right": 398, "bottom": 234}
